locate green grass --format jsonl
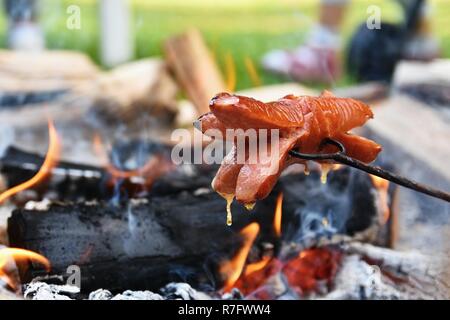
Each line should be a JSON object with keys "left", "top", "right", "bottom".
{"left": 1, "top": 0, "right": 449, "bottom": 90}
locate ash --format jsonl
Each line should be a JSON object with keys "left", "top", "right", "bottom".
{"left": 24, "top": 282, "right": 80, "bottom": 300}
{"left": 23, "top": 282, "right": 216, "bottom": 300}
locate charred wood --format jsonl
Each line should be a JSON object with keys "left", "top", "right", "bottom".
{"left": 8, "top": 168, "right": 384, "bottom": 292}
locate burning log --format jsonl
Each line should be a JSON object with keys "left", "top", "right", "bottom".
{"left": 8, "top": 197, "right": 261, "bottom": 292}
{"left": 0, "top": 139, "right": 177, "bottom": 203}
{"left": 164, "top": 29, "right": 226, "bottom": 115}
{"left": 7, "top": 168, "right": 388, "bottom": 292}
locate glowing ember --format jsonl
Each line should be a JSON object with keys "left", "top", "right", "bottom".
{"left": 234, "top": 258, "right": 281, "bottom": 298}
{"left": 273, "top": 193, "right": 283, "bottom": 237}
{"left": 283, "top": 248, "right": 342, "bottom": 296}
{"left": 0, "top": 120, "right": 61, "bottom": 205}
{"left": 0, "top": 248, "right": 50, "bottom": 290}
{"left": 227, "top": 248, "right": 342, "bottom": 298}
{"left": 244, "top": 56, "right": 262, "bottom": 87}
{"left": 370, "top": 175, "right": 390, "bottom": 224}
{"left": 224, "top": 52, "right": 236, "bottom": 92}
{"left": 219, "top": 193, "right": 342, "bottom": 297}
{"left": 220, "top": 223, "right": 260, "bottom": 292}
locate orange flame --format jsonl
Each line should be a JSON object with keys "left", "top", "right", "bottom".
{"left": 274, "top": 193, "right": 283, "bottom": 237}
{"left": 224, "top": 51, "right": 236, "bottom": 92}
{"left": 244, "top": 56, "right": 262, "bottom": 87}
{"left": 244, "top": 256, "right": 271, "bottom": 277}
{"left": 0, "top": 120, "right": 61, "bottom": 205}
{"left": 227, "top": 248, "right": 342, "bottom": 298}
{"left": 0, "top": 248, "right": 50, "bottom": 290}
{"left": 220, "top": 223, "right": 260, "bottom": 292}
{"left": 370, "top": 175, "right": 390, "bottom": 224}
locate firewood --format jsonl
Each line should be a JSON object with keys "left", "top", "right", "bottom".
{"left": 393, "top": 59, "right": 450, "bottom": 88}
{"left": 393, "top": 60, "right": 450, "bottom": 106}
{"left": 7, "top": 168, "right": 383, "bottom": 292}
{"left": 0, "top": 50, "right": 98, "bottom": 94}
{"left": 85, "top": 59, "right": 179, "bottom": 124}
{"left": 164, "top": 29, "right": 226, "bottom": 115}
{"left": 367, "top": 95, "right": 450, "bottom": 188}
{"left": 326, "top": 242, "right": 450, "bottom": 299}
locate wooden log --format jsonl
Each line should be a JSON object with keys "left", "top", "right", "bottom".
{"left": 0, "top": 50, "right": 98, "bottom": 97}
{"left": 7, "top": 168, "right": 382, "bottom": 292}
{"left": 7, "top": 196, "right": 269, "bottom": 292}
{"left": 393, "top": 59, "right": 450, "bottom": 88}
{"left": 325, "top": 242, "right": 450, "bottom": 299}
{"left": 85, "top": 58, "right": 179, "bottom": 124}
{"left": 164, "top": 29, "right": 226, "bottom": 115}
{"left": 393, "top": 59, "right": 450, "bottom": 106}
{"left": 0, "top": 50, "right": 98, "bottom": 111}
{"left": 365, "top": 94, "right": 450, "bottom": 252}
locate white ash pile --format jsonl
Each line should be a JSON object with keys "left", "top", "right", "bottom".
{"left": 23, "top": 282, "right": 220, "bottom": 301}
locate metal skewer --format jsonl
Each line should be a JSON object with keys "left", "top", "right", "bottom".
{"left": 288, "top": 138, "right": 450, "bottom": 203}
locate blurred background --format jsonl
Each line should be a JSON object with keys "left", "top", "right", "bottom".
{"left": 1, "top": 0, "right": 448, "bottom": 89}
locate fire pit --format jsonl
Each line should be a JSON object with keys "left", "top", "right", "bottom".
{"left": 0, "top": 30, "right": 449, "bottom": 302}
{"left": 1, "top": 116, "right": 447, "bottom": 300}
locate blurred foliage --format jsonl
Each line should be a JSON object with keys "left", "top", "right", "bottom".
{"left": 0, "top": 0, "right": 449, "bottom": 90}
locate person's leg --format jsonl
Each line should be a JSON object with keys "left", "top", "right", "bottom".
{"left": 262, "top": 0, "right": 349, "bottom": 84}
{"left": 4, "top": 0, "right": 44, "bottom": 50}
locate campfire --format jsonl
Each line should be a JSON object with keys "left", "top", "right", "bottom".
{"left": 0, "top": 28, "right": 449, "bottom": 301}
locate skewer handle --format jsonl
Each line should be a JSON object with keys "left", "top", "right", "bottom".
{"left": 289, "top": 138, "right": 450, "bottom": 203}
{"left": 332, "top": 153, "right": 450, "bottom": 203}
